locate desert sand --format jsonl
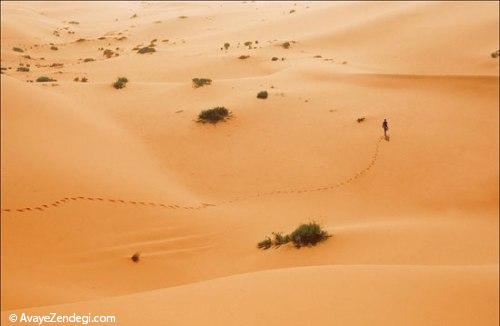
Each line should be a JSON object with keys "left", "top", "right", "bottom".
{"left": 1, "top": 1, "right": 498, "bottom": 325}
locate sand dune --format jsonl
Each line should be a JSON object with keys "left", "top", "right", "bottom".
{"left": 1, "top": 1, "right": 498, "bottom": 325}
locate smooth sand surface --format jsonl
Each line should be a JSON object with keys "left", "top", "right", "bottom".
{"left": 1, "top": 1, "right": 498, "bottom": 325}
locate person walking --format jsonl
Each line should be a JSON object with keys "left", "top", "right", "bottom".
{"left": 382, "top": 119, "right": 389, "bottom": 138}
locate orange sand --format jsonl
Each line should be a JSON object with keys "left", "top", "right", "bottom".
{"left": 1, "top": 1, "right": 498, "bottom": 325}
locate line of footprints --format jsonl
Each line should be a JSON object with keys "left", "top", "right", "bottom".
{"left": 2, "top": 138, "right": 383, "bottom": 214}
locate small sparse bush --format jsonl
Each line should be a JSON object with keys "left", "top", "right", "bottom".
{"left": 81, "top": 77, "right": 88, "bottom": 82}
{"left": 357, "top": 117, "right": 366, "bottom": 123}
{"left": 289, "top": 222, "right": 330, "bottom": 248}
{"left": 50, "top": 45, "right": 58, "bottom": 51}
{"left": 83, "top": 58, "right": 95, "bottom": 62}
{"left": 257, "top": 90, "right": 268, "bottom": 99}
{"left": 192, "top": 78, "right": 212, "bottom": 88}
{"left": 258, "top": 222, "right": 330, "bottom": 250}
{"left": 17, "top": 66, "right": 29, "bottom": 72}
{"left": 98, "top": 36, "right": 107, "bottom": 40}
{"left": 36, "top": 76, "right": 57, "bottom": 82}
{"left": 271, "top": 57, "right": 279, "bottom": 61}
{"left": 197, "top": 106, "right": 230, "bottom": 124}
{"left": 257, "top": 237, "right": 272, "bottom": 250}
{"left": 103, "top": 49, "right": 114, "bottom": 58}
{"left": 244, "top": 41, "right": 252, "bottom": 47}
{"left": 272, "top": 232, "right": 290, "bottom": 247}
{"left": 131, "top": 252, "right": 140, "bottom": 262}
{"left": 179, "top": 15, "right": 188, "bottom": 19}
{"left": 224, "top": 42, "right": 230, "bottom": 50}
{"left": 239, "top": 55, "right": 250, "bottom": 59}
{"left": 137, "top": 46, "right": 155, "bottom": 54}
{"left": 130, "top": 13, "right": 138, "bottom": 19}
{"left": 281, "top": 42, "right": 291, "bottom": 49}
{"left": 113, "top": 77, "right": 128, "bottom": 89}
{"left": 12, "top": 47, "right": 24, "bottom": 52}
{"left": 68, "top": 21, "right": 79, "bottom": 25}
{"left": 74, "top": 77, "right": 79, "bottom": 82}
{"left": 491, "top": 50, "right": 500, "bottom": 58}
{"left": 76, "top": 38, "right": 86, "bottom": 42}
{"left": 23, "top": 55, "right": 31, "bottom": 59}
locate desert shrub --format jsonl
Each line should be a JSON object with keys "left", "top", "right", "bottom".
{"left": 36, "top": 76, "right": 56, "bottom": 82}
{"left": 117, "top": 36, "right": 127, "bottom": 41}
{"left": 239, "top": 55, "right": 250, "bottom": 59}
{"left": 137, "top": 46, "right": 155, "bottom": 54}
{"left": 113, "top": 77, "right": 128, "bottom": 89}
{"left": 244, "top": 41, "right": 252, "bottom": 47}
{"left": 50, "top": 45, "right": 58, "bottom": 50}
{"left": 68, "top": 21, "right": 79, "bottom": 24}
{"left": 23, "top": 55, "right": 31, "bottom": 59}
{"left": 257, "top": 237, "right": 272, "bottom": 250}
{"left": 50, "top": 63, "right": 63, "bottom": 67}
{"left": 131, "top": 252, "right": 140, "bottom": 262}
{"left": 272, "top": 232, "right": 290, "bottom": 247}
{"left": 17, "top": 66, "right": 29, "bottom": 72}
{"left": 81, "top": 77, "right": 88, "bottom": 82}
{"left": 271, "top": 57, "right": 279, "bottom": 61}
{"left": 12, "top": 47, "right": 24, "bottom": 52}
{"left": 357, "top": 117, "right": 366, "bottom": 123}
{"left": 130, "top": 13, "right": 138, "bottom": 18}
{"left": 103, "top": 49, "right": 114, "bottom": 58}
{"left": 289, "top": 222, "right": 330, "bottom": 248}
{"left": 314, "top": 55, "right": 322, "bottom": 58}
{"left": 98, "top": 36, "right": 106, "bottom": 40}
{"left": 224, "top": 42, "right": 230, "bottom": 50}
{"left": 197, "top": 106, "right": 230, "bottom": 124}
{"left": 281, "top": 41, "right": 291, "bottom": 49}
{"left": 76, "top": 38, "right": 86, "bottom": 42}
{"left": 290, "top": 9, "right": 296, "bottom": 13}
{"left": 492, "top": 50, "right": 500, "bottom": 58}
{"left": 179, "top": 15, "right": 188, "bottom": 19}
{"left": 74, "top": 77, "right": 79, "bottom": 82}
{"left": 83, "top": 58, "right": 95, "bottom": 62}
{"left": 257, "top": 90, "right": 268, "bottom": 99}
{"left": 192, "top": 78, "right": 212, "bottom": 88}
{"left": 258, "top": 222, "right": 330, "bottom": 250}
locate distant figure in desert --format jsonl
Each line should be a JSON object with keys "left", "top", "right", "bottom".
{"left": 382, "top": 119, "right": 389, "bottom": 138}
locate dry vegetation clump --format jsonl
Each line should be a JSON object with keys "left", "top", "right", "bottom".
{"left": 131, "top": 252, "right": 140, "bottom": 262}
{"left": 12, "top": 47, "right": 24, "bottom": 52}
{"left": 83, "top": 58, "right": 95, "bottom": 62}
{"left": 224, "top": 42, "right": 230, "bottom": 50}
{"left": 103, "top": 49, "right": 114, "bottom": 58}
{"left": 192, "top": 78, "right": 212, "bottom": 88}
{"left": 258, "top": 222, "right": 331, "bottom": 249}
{"left": 197, "top": 106, "right": 230, "bottom": 124}
{"left": 36, "top": 76, "right": 57, "bottom": 82}
{"left": 50, "top": 63, "right": 64, "bottom": 68}
{"left": 75, "top": 38, "right": 86, "bottom": 42}
{"left": 491, "top": 50, "right": 500, "bottom": 58}
{"left": 17, "top": 66, "right": 29, "bottom": 72}
{"left": 357, "top": 117, "right": 366, "bottom": 123}
{"left": 113, "top": 77, "right": 128, "bottom": 89}
{"left": 50, "top": 45, "right": 58, "bottom": 51}
{"left": 179, "top": 15, "right": 188, "bottom": 19}
{"left": 68, "top": 21, "right": 79, "bottom": 25}
{"left": 137, "top": 46, "right": 156, "bottom": 54}
{"left": 281, "top": 41, "right": 291, "bottom": 49}
{"left": 271, "top": 57, "right": 279, "bottom": 61}
{"left": 257, "top": 90, "right": 268, "bottom": 99}
{"left": 239, "top": 55, "right": 250, "bottom": 59}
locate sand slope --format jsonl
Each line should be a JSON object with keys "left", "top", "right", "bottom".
{"left": 1, "top": 1, "right": 498, "bottom": 325}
